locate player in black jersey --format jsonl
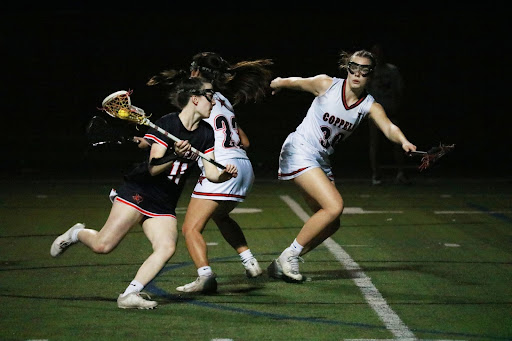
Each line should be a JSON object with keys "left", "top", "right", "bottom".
{"left": 50, "top": 73, "right": 237, "bottom": 309}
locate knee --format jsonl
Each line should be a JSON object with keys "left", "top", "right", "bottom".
{"left": 154, "top": 241, "right": 176, "bottom": 261}
{"left": 181, "top": 223, "right": 204, "bottom": 240}
{"left": 160, "top": 244, "right": 176, "bottom": 261}
{"left": 181, "top": 226, "right": 196, "bottom": 239}
{"left": 325, "top": 200, "right": 344, "bottom": 219}
{"left": 91, "top": 241, "right": 115, "bottom": 254}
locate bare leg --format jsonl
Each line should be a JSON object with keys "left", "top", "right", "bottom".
{"left": 212, "top": 201, "right": 261, "bottom": 277}
{"left": 273, "top": 168, "right": 343, "bottom": 282}
{"left": 295, "top": 174, "right": 342, "bottom": 255}
{"left": 133, "top": 216, "right": 178, "bottom": 286}
{"left": 292, "top": 168, "right": 343, "bottom": 248}
{"left": 78, "top": 201, "right": 142, "bottom": 254}
{"left": 181, "top": 198, "right": 219, "bottom": 268}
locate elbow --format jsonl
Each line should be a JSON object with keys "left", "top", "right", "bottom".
{"left": 207, "top": 177, "right": 221, "bottom": 183}
{"left": 148, "top": 166, "right": 160, "bottom": 177}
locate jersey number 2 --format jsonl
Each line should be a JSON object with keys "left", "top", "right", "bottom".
{"left": 215, "top": 116, "right": 241, "bottom": 148}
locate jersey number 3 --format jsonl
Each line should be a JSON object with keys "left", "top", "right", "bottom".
{"left": 320, "top": 126, "right": 344, "bottom": 149}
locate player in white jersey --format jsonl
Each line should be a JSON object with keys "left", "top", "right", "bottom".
{"left": 268, "top": 49, "right": 417, "bottom": 283}
{"left": 171, "top": 52, "right": 273, "bottom": 293}
{"left": 192, "top": 91, "right": 254, "bottom": 203}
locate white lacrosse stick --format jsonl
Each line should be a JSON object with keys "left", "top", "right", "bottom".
{"left": 101, "top": 90, "right": 226, "bottom": 170}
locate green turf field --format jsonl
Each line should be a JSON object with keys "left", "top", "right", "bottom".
{"left": 1, "top": 175, "right": 511, "bottom": 341}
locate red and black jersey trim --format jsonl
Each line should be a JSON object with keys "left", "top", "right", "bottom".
{"left": 278, "top": 167, "right": 310, "bottom": 178}
{"left": 341, "top": 79, "right": 368, "bottom": 110}
{"left": 115, "top": 197, "right": 176, "bottom": 219}
{"left": 192, "top": 191, "right": 246, "bottom": 199}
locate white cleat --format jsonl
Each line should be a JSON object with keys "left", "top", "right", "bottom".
{"left": 277, "top": 249, "right": 304, "bottom": 283}
{"left": 176, "top": 274, "right": 217, "bottom": 293}
{"left": 117, "top": 292, "right": 157, "bottom": 310}
{"left": 50, "top": 223, "right": 85, "bottom": 257}
{"left": 243, "top": 258, "right": 263, "bottom": 278}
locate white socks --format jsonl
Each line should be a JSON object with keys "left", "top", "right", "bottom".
{"left": 197, "top": 251, "right": 255, "bottom": 277}
{"left": 122, "top": 280, "right": 144, "bottom": 297}
{"left": 198, "top": 266, "right": 213, "bottom": 277}
{"left": 239, "top": 249, "right": 255, "bottom": 264}
{"left": 288, "top": 239, "right": 304, "bottom": 256}
{"left": 71, "top": 226, "right": 84, "bottom": 243}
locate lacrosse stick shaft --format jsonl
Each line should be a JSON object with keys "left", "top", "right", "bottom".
{"left": 101, "top": 91, "right": 226, "bottom": 170}
{"left": 408, "top": 150, "right": 427, "bottom": 156}
{"left": 142, "top": 118, "right": 226, "bottom": 170}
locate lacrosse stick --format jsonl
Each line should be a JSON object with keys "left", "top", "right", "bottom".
{"left": 86, "top": 115, "right": 138, "bottom": 147}
{"left": 101, "top": 90, "right": 226, "bottom": 170}
{"left": 408, "top": 143, "right": 455, "bottom": 171}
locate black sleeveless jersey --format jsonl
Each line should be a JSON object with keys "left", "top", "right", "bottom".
{"left": 116, "top": 112, "right": 215, "bottom": 215}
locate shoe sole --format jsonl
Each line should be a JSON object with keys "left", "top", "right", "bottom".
{"left": 246, "top": 270, "right": 263, "bottom": 278}
{"left": 281, "top": 274, "right": 305, "bottom": 283}
{"left": 176, "top": 281, "right": 218, "bottom": 294}
{"left": 118, "top": 305, "right": 157, "bottom": 310}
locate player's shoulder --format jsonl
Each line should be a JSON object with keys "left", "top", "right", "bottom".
{"left": 213, "top": 92, "right": 234, "bottom": 112}
{"left": 312, "top": 74, "right": 333, "bottom": 82}
{"left": 157, "top": 112, "right": 179, "bottom": 121}
{"left": 156, "top": 112, "right": 178, "bottom": 124}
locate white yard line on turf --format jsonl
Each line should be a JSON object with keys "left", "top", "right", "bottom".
{"left": 434, "top": 210, "right": 511, "bottom": 214}
{"left": 176, "top": 207, "right": 262, "bottom": 214}
{"left": 280, "top": 195, "right": 417, "bottom": 340}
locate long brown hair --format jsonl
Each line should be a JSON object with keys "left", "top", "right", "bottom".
{"left": 190, "top": 52, "right": 273, "bottom": 106}
{"left": 147, "top": 70, "right": 210, "bottom": 109}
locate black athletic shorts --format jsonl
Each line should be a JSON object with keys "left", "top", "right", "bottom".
{"left": 111, "top": 181, "right": 178, "bottom": 219}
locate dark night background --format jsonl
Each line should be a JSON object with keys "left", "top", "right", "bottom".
{"left": 2, "top": 6, "right": 510, "bottom": 182}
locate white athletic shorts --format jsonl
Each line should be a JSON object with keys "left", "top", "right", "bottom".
{"left": 191, "top": 158, "right": 254, "bottom": 202}
{"left": 278, "top": 132, "right": 333, "bottom": 181}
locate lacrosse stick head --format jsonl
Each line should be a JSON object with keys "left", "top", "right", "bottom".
{"left": 418, "top": 143, "right": 456, "bottom": 171}
{"left": 86, "top": 115, "right": 139, "bottom": 147}
{"left": 101, "top": 90, "right": 148, "bottom": 125}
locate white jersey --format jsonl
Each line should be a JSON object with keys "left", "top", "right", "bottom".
{"left": 295, "top": 77, "right": 374, "bottom": 156}
{"left": 194, "top": 92, "right": 254, "bottom": 202}
{"left": 201, "top": 92, "right": 249, "bottom": 162}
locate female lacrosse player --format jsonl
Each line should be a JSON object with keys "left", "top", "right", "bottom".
{"left": 50, "top": 73, "right": 237, "bottom": 309}
{"left": 166, "top": 52, "right": 273, "bottom": 293}
{"left": 267, "top": 49, "right": 417, "bottom": 282}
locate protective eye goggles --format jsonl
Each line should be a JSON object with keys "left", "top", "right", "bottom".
{"left": 195, "top": 89, "right": 215, "bottom": 103}
{"left": 347, "top": 62, "right": 374, "bottom": 77}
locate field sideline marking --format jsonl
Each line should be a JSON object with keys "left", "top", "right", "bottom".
{"left": 434, "top": 210, "right": 511, "bottom": 214}
{"left": 280, "top": 195, "right": 417, "bottom": 340}
{"left": 176, "top": 207, "right": 401, "bottom": 214}
{"left": 176, "top": 207, "right": 262, "bottom": 214}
